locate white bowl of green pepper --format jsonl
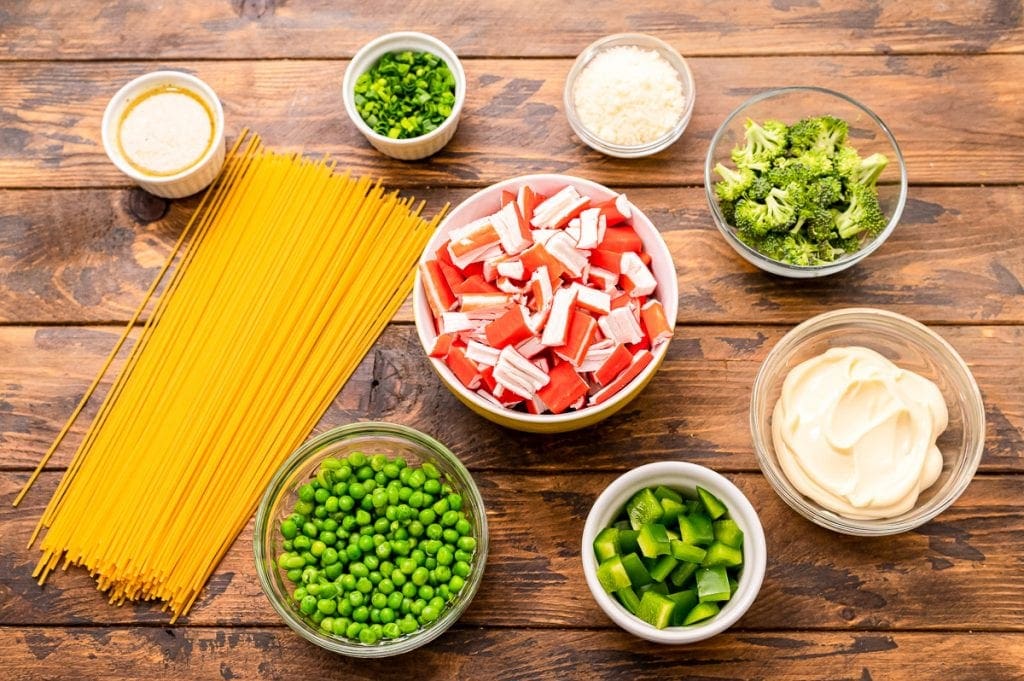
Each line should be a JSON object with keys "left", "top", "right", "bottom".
{"left": 582, "top": 462, "right": 766, "bottom": 644}
{"left": 343, "top": 31, "right": 466, "bottom": 161}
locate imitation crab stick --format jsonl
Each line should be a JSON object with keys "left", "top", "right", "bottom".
{"left": 537, "top": 361, "right": 589, "bottom": 414}
{"left": 426, "top": 181, "right": 671, "bottom": 417}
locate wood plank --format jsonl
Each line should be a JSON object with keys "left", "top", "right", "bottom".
{"left": 2, "top": 56, "right": 1023, "bottom": 188}
{"left": 2, "top": 186, "right": 1022, "bottom": 326}
{"left": 2, "top": 324, "right": 1020, "bottom": 472}
{"left": 4, "top": 471, "right": 1023, "bottom": 631}
{"left": 3, "top": 1, "right": 1022, "bottom": 59}
{"left": 2, "top": 629, "right": 1023, "bottom": 681}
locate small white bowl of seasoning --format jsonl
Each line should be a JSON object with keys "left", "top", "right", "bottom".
{"left": 564, "top": 33, "right": 695, "bottom": 158}
{"left": 101, "top": 70, "right": 226, "bottom": 199}
{"left": 342, "top": 31, "right": 466, "bottom": 161}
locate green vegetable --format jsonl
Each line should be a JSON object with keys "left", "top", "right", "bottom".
{"left": 275, "top": 454, "right": 476, "bottom": 644}
{"left": 637, "top": 591, "right": 676, "bottom": 629}
{"left": 717, "top": 114, "right": 889, "bottom": 266}
{"left": 599, "top": 485, "right": 745, "bottom": 629}
{"left": 353, "top": 50, "right": 457, "bottom": 140}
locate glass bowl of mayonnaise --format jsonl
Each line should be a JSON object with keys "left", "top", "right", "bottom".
{"left": 751, "top": 308, "right": 985, "bottom": 536}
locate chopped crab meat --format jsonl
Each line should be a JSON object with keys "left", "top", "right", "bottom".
{"left": 588, "top": 266, "right": 618, "bottom": 291}
{"left": 530, "top": 229, "right": 561, "bottom": 246}
{"left": 492, "top": 346, "right": 549, "bottom": 397}
{"left": 496, "top": 260, "right": 525, "bottom": 280}
{"left": 446, "top": 345, "right": 482, "bottom": 390}
{"left": 544, "top": 232, "right": 589, "bottom": 279}
{"left": 573, "top": 283, "right": 611, "bottom": 316}
{"left": 537, "top": 361, "right": 589, "bottom": 414}
{"left": 420, "top": 260, "right": 457, "bottom": 318}
{"left": 454, "top": 274, "right": 499, "bottom": 294}
{"left": 594, "top": 194, "right": 632, "bottom": 227}
{"left": 530, "top": 185, "right": 590, "bottom": 229}
{"left": 620, "top": 252, "right": 657, "bottom": 297}
{"left": 515, "top": 335, "right": 547, "bottom": 358}
{"left": 554, "top": 308, "right": 598, "bottom": 367}
{"left": 440, "top": 312, "right": 479, "bottom": 334}
{"left": 519, "top": 242, "right": 566, "bottom": 283}
{"left": 593, "top": 344, "right": 634, "bottom": 385}
{"left": 490, "top": 201, "right": 533, "bottom": 255}
{"left": 465, "top": 340, "right": 501, "bottom": 367}
{"left": 484, "top": 305, "right": 534, "bottom": 349}
{"left": 429, "top": 332, "right": 457, "bottom": 359}
{"left": 590, "top": 350, "right": 654, "bottom": 406}
{"left": 460, "top": 292, "right": 512, "bottom": 312}
{"left": 598, "top": 226, "right": 643, "bottom": 254}
{"left": 496, "top": 277, "right": 524, "bottom": 294}
{"left": 640, "top": 300, "right": 673, "bottom": 347}
{"left": 576, "top": 339, "right": 615, "bottom": 373}
{"left": 540, "top": 286, "right": 577, "bottom": 347}
{"left": 589, "top": 249, "right": 622, "bottom": 274}
{"left": 598, "top": 307, "right": 644, "bottom": 345}
{"left": 576, "top": 207, "right": 603, "bottom": 249}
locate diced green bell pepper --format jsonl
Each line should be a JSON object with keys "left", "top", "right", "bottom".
{"left": 615, "top": 586, "right": 641, "bottom": 615}
{"left": 593, "top": 527, "right": 621, "bottom": 562}
{"left": 669, "top": 561, "right": 698, "bottom": 588}
{"left": 653, "top": 485, "right": 683, "bottom": 504}
{"left": 637, "top": 523, "right": 671, "bottom": 558}
{"left": 696, "top": 566, "right": 731, "bottom": 602}
{"left": 667, "top": 589, "right": 698, "bottom": 626}
{"left": 682, "top": 601, "right": 720, "bottom": 625}
{"left": 696, "top": 486, "right": 727, "bottom": 520}
{"left": 618, "top": 529, "right": 639, "bottom": 554}
{"left": 678, "top": 513, "right": 714, "bottom": 546}
{"left": 660, "top": 498, "right": 686, "bottom": 526}
{"left": 670, "top": 540, "right": 708, "bottom": 564}
{"left": 637, "top": 590, "right": 676, "bottom": 629}
{"left": 701, "top": 541, "right": 743, "bottom": 568}
{"left": 647, "top": 554, "right": 679, "bottom": 582}
{"left": 713, "top": 518, "right": 744, "bottom": 548}
{"left": 638, "top": 581, "right": 670, "bottom": 596}
{"left": 597, "top": 555, "right": 632, "bottom": 593}
{"left": 626, "top": 488, "right": 664, "bottom": 529}
{"left": 620, "top": 552, "right": 652, "bottom": 587}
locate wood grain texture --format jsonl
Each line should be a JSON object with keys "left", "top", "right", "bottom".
{"left": 2, "top": 0, "right": 1022, "bottom": 59}
{"left": 2, "top": 628, "right": 1024, "bottom": 681}
{"left": 3, "top": 186, "right": 1023, "bottom": 326}
{"left": 2, "top": 56, "right": 1024, "bottom": 189}
{"left": 1, "top": 324, "right": 1021, "bottom": 473}
{"left": 3, "top": 471, "right": 1023, "bottom": 631}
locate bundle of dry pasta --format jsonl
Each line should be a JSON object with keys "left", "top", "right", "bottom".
{"left": 18, "top": 132, "right": 443, "bottom": 620}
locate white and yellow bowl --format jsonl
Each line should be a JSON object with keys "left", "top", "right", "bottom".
{"left": 413, "top": 173, "right": 679, "bottom": 433}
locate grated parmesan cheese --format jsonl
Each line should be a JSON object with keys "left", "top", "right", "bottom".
{"left": 571, "top": 46, "right": 685, "bottom": 146}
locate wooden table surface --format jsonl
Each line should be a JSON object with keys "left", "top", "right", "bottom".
{"left": 2, "top": 2, "right": 1023, "bottom": 679}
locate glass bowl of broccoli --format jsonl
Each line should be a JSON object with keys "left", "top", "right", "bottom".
{"left": 704, "top": 87, "right": 907, "bottom": 277}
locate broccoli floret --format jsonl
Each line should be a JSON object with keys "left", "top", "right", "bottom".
{"left": 734, "top": 186, "right": 798, "bottom": 236}
{"left": 766, "top": 162, "right": 813, "bottom": 190}
{"left": 805, "top": 175, "right": 843, "bottom": 207}
{"left": 833, "top": 184, "right": 887, "bottom": 239}
{"left": 746, "top": 175, "right": 773, "bottom": 200}
{"left": 781, "top": 233, "right": 824, "bottom": 266}
{"left": 793, "top": 149, "right": 835, "bottom": 177}
{"left": 719, "top": 198, "right": 736, "bottom": 224}
{"left": 851, "top": 152, "right": 889, "bottom": 187}
{"left": 794, "top": 204, "right": 836, "bottom": 243}
{"left": 787, "top": 115, "right": 848, "bottom": 156}
{"left": 731, "top": 118, "right": 789, "bottom": 167}
{"left": 738, "top": 228, "right": 787, "bottom": 262}
{"left": 713, "top": 163, "right": 756, "bottom": 202}
{"left": 837, "top": 146, "right": 889, "bottom": 187}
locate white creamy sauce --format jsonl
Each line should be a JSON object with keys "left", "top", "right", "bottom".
{"left": 572, "top": 46, "right": 685, "bottom": 147}
{"left": 118, "top": 86, "right": 213, "bottom": 177}
{"left": 772, "top": 346, "right": 947, "bottom": 520}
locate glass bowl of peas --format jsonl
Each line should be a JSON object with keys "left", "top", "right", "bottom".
{"left": 254, "top": 422, "right": 488, "bottom": 657}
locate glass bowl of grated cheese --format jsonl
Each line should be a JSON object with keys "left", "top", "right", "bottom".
{"left": 564, "top": 33, "right": 695, "bottom": 159}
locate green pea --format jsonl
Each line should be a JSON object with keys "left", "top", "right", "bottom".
{"left": 457, "top": 536, "right": 477, "bottom": 552}
{"left": 423, "top": 479, "right": 442, "bottom": 495}
{"left": 314, "top": 486, "right": 330, "bottom": 503}
{"left": 294, "top": 500, "right": 314, "bottom": 516}
{"left": 399, "top": 616, "right": 418, "bottom": 634}
{"left": 325, "top": 496, "right": 339, "bottom": 513}
{"left": 350, "top": 562, "right": 369, "bottom": 579}
{"left": 454, "top": 549, "right": 473, "bottom": 563}
{"left": 426, "top": 524, "right": 443, "bottom": 540}
{"left": 362, "top": 478, "right": 377, "bottom": 493}
{"left": 356, "top": 466, "right": 373, "bottom": 481}
{"left": 363, "top": 554, "right": 380, "bottom": 570}
{"left": 411, "top": 549, "right": 426, "bottom": 565}
{"left": 378, "top": 578, "right": 395, "bottom": 595}
{"left": 379, "top": 607, "right": 395, "bottom": 624}
{"left": 391, "top": 570, "right": 406, "bottom": 587}
{"left": 374, "top": 517, "right": 390, "bottom": 534}
{"left": 348, "top": 451, "right": 367, "bottom": 467}
{"left": 292, "top": 587, "right": 307, "bottom": 601}
{"left": 339, "top": 496, "right": 355, "bottom": 512}
{"left": 348, "top": 482, "right": 365, "bottom": 500}
{"left": 424, "top": 558, "right": 437, "bottom": 571}
{"left": 359, "top": 627, "right": 379, "bottom": 645}
{"left": 387, "top": 591, "right": 403, "bottom": 610}
{"left": 423, "top": 539, "right": 441, "bottom": 556}
{"left": 298, "top": 484, "right": 315, "bottom": 503}
{"left": 306, "top": 583, "right": 322, "bottom": 597}
{"left": 333, "top": 617, "right": 349, "bottom": 636}
{"left": 322, "top": 548, "right": 339, "bottom": 566}
{"left": 432, "top": 498, "right": 449, "bottom": 515}
{"left": 420, "top": 605, "right": 439, "bottom": 623}
{"left": 280, "top": 519, "right": 298, "bottom": 539}
{"left": 442, "top": 528, "right": 459, "bottom": 544}
{"left": 369, "top": 571, "right": 382, "bottom": 585}
{"left": 455, "top": 518, "right": 472, "bottom": 536}
{"left": 313, "top": 505, "right": 328, "bottom": 519}
{"left": 322, "top": 518, "right": 338, "bottom": 532}
{"left": 436, "top": 584, "right": 450, "bottom": 600}
{"left": 408, "top": 521, "right": 424, "bottom": 538}
{"left": 382, "top": 463, "right": 400, "bottom": 479}
{"left": 398, "top": 486, "right": 413, "bottom": 502}
{"left": 338, "top": 599, "right": 353, "bottom": 617}
{"left": 402, "top": 582, "right": 418, "bottom": 598}
{"left": 376, "top": 543, "right": 392, "bottom": 560}
{"left": 357, "top": 535, "right": 374, "bottom": 553}
{"left": 418, "top": 585, "right": 435, "bottom": 601}
{"left": 336, "top": 465, "right": 352, "bottom": 481}
{"left": 317, "top": 598, "right": 336, "bottom": 615}
{"left": 453, "top": 561, "right": 471, "bottom": 578}
{"left": 441, "top": 510, "right": 460, "bottom": 527}
{"left": 418, "top": 508, "right": 436, "bottom": 525}
{"left": 356, "top": 577, "right": 373, "bottom": 594}
{"left": 325, "top": 562, "right": 344, "bottom": 580}
{"left": 310, "top": 540, "right": 326, "bottom": 557}
{"left": 449, "top": 575, "right": 465, "bottom": 593}
{"left": 348, "top": 591, "right": 364, "bottom": 607}
{"left": 412, "top": 567, "right": 429, "bottom": 586}
{"left": 346, "top": 622, "right": 363, "bottom": 638}
{"left": 436, "top": 547, "right": 453, "bottom": 566}
{"left": 300, "top": 595, "right": 317, "bottom": 615}
{"left": 311, "top": 611, "right": 325, "bottom": 625}
{"left": 302, "top": 522, "right": 318, "bottom": 538}
{"left": 408, "top": 469, "right": 427, "bottom": 489}
{"left": 340, "top": 574, "right": 357, "bottom": 591}
{"left": 410, "top": 599, "right": 425, "bottom": 616}
{"left": 346, "top": 544, "right": 362, "bottom": 561}
{"left": 318, "top": 583, "right": 338, "bottom": 600}
{"left": 352, "top": 605, "right": 369, "bottom": 623}
{"left": 433, "top": 565, "right": 451, "bottom": 583}
{"left": 448, "top": 494, "right": 463, "bottom": 511}
{"left": 383, "top": 622, "right": 401, "bottom": 639}
{"left": 355, "top": 509, "right": 371, "bottom": 526}
{"left": 408, "top": 491, "right": 424, "bottom": 508}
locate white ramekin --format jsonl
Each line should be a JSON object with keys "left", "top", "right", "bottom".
{"left": 581, "top": 462, "right": 767, "bottom": 644}
{"left": 101, "top": 70, "right": 226, "bottom": 199}
{"left": 342, "top": 32, "right": 466, "bottom": 161}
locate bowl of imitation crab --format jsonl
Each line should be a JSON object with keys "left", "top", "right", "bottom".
{"left": 413, "top": 173, "right": 679, "bottom": 433}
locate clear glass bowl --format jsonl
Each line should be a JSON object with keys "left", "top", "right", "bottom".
{"left": 751, "top": 308, "right": 985, "bottom": 535}
{"left": 253, "top": 422, "right": 488, "bottom": 657}
{"left": 704, "top": 87, "right": 908, "bottom": 277}
{"left": 563, "top": 33, "right": 695, "bottom": 158}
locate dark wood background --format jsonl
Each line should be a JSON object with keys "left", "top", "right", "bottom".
{"left": 1, "top": 2, "right": 1023, "bottom": 679}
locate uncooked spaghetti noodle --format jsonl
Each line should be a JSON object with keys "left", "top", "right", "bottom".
{"left": 19, "top": 131, "right": 443, "bottom": 620}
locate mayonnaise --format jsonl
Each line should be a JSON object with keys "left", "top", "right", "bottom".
{"left": 771, "top": 346, "right": 946, "bottom": 520}
{"left": 117, "top": 85, "right": 214, "bottom": 177}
